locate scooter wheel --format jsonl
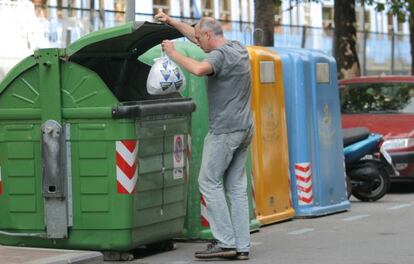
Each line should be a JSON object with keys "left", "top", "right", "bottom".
{"left": 352, "top": 166, "right": 390, "bottom": 202}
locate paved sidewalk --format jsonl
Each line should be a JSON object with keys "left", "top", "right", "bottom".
{"left": 0, "top": 245, "right": 103, "bottom": 264}
{"left": 106, "top": 185, "right": 414, "bottom": 264}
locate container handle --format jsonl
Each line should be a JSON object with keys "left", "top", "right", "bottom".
{"left": 0, "top": 230, "right": 48, "bottom": 238}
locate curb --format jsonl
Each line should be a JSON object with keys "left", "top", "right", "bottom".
{"left": 0, "top": 246, "right": 103, "bottom": 264}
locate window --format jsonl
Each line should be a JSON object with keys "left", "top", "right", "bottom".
{"left": 397, "top": 21, "right": 404, "bottom": 33}
{"left": 376, "top": 12, "right": 383, "bottom": 33}
{"left": 114, "top": 0, "right": 125, "bottom": 21}
{"left": 220, "top": 0, "right": 230, "bottom": 20}
{"left": 322, "top": 6, "right": 334, "bottom": 28}
{"left": 364, "top": 10, "right": 370, "bottom": 30}
{"left": 203, "top": 0, "right": 214, "bottom": 17}
{"left": 387, "top": 13, "right": 394, "bottom": 31}
{"left": 153, "top": 0, "right": 170, "bottom": 15}
{"left": 397, "top": 20, "right": 405, "bottom": 40}
{"left": 340, "top": 83, "right": 414, "bottom": 114}
{"left": 274, "top": 4, "right": 281, "bottom": 25}
{"left": 304, "top": 3, "right": 311, "bottom": 26}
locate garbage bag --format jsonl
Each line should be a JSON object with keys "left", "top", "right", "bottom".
{"left": 147, "top": 55, "right": 186, "bottom": 95}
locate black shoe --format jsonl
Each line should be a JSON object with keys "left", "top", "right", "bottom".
{"left": 235, "top": 252, "right": 249, "bottom": 260}
{"left": 194, "top": 241, "right": 237, "bottom": 259}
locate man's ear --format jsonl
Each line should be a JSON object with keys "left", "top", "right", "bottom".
{"left": 206, "top": 31, "right": 212, "bottom": 40}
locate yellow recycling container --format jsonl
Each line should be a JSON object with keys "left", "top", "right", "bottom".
{"left": 247, "top": 46, "right": 295, "bottom": 225}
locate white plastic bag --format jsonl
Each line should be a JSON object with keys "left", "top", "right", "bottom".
{"left": 146, "top": 55, "right": 186, "bottom": 95}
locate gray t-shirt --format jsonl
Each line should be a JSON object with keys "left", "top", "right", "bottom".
{"left": 205, "top": 41, "right": 252, "bottom": 134}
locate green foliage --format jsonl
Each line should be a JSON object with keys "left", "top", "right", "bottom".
{"left": 387, "top": 1, "right": 411, "bottom": 22}
{"left": 278, "top": 0, "right": 412, "bottom": 22}
{"left": 340, "top": 83, "right": 414, "bottom": 114}
{"left": 361, "top": 0, "right": 413, "bottom": 22}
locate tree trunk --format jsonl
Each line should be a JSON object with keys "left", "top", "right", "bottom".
{"left": 333, "top": 0, "right": 360, "bottom": 79}
{"left": 410, "top": 14, "right": 414, "bottom": 75}
{"left": 254, "top": 0, "right": 275, "bottom": 46}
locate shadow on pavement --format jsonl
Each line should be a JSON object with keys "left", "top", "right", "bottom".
{"left": 130, "top": 247, "right": 167, "bottom": 259}
{"left": 389, "top": 181, "right": 414, "bottom": 193}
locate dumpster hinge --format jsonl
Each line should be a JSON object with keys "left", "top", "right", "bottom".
{"left": 65, "top": 123, "right": 73, "bottom": 227}
{"left": 160, "top": 124, "right": 167, "bottom": 216}
{"left": 41, "top": 120, "right": 68, "bottom": 238}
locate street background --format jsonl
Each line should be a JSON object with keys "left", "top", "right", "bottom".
{"left": 105, "top": 182, "right": 414, "bottom": 264}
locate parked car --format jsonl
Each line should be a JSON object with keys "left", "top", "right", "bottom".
{"left": 339, "top": 76, "right": 414, "bottom": 180}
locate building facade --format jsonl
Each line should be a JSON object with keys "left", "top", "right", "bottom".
{"left": 0, "top": 0, "right": 411, "bottom": 78}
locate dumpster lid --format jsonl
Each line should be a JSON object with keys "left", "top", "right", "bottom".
{"left": 67, "top": 21, "right": 183, "bottom": 59}
{"left": 0, "top": 22, "right": 182, "bottom": 96}
{"left": 0, "top": 55, "right": 37, "bottom": 96}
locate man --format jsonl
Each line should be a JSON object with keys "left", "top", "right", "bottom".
{"left": 155, "top": 11, "right": 253, "bottom": 260}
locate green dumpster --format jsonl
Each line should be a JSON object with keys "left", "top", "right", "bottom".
{"left": 139, "top": 42, "right": 260, "bottom": 240}
{"left": 0, "top": 22, "right": 195, "bottom": 252}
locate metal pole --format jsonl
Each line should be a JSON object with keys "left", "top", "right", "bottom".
{"left": 391, "top": 28, "right": 395, "bottom": 75}
{"left": 66, "top": 27, "right": 72, "bottom": 46}
{"left": 125, "top": 0, "right": 135, "bottom": 22}
{"left": 363, "top": 29, "right": 367, "bottom": 76}
{"left": 99, "top": 0, "right": 105, "bottom": 26}
{"left": 180, "top": 0, "right": 184, "bottom": 17}
{"left": 362, "top": 4, "right": 366, "bottom": 76}
{"left": 239, "top": 0, "right": 242, "bottom": 32}
{"left": 301, "top": 25, "right": 307, "bottom": 48}
{"left": 89, "top": 0, "right": 95, "bottom": 27}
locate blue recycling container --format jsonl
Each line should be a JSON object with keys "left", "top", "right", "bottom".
{"left": 272, "top": 47, "right": 350, "bottom": 217}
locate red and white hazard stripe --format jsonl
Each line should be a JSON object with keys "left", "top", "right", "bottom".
{"left": 200, "top": 194, "right": 210, "bottom": 227}
{"left": 116, "top": 140, "right": 138, "bottom": 194}
{"left": 295, "top": 162, "right": 313, "bottom": 205}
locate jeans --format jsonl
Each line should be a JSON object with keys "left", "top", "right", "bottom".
{"left": 198, "top": 126, "right": 253, "bottom": 253}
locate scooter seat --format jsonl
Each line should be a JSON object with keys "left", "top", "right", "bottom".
{"left": 343, "top": 127, "right": 370, "bottom": 147}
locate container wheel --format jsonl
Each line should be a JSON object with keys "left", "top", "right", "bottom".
{"left": 120, "top": 252, "right": 134, "bottom": 261}
{"left": 102, "top": 251, "right": 134, "bottom": 261}
{"left": 147, "top": 240, "right": 176, "bottom": 251}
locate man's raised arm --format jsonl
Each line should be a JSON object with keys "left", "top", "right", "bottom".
{"left": 155, "top": 10, "right": 197, "bottom": 44}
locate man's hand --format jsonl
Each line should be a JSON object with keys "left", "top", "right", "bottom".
{"left": 154, "top": 8, "right": 197, "bottom": 44}
{"left": 161, "top": 40, "right": 176, "bottom": 57}
{"left": 161, "top": 39, "right": 213, "bottom": 77}
{"left": 154, "top": 9, "right": 170, "bottom": 24}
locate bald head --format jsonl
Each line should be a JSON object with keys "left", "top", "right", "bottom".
{"left": 198, "top": 17, "right": 223, "bottom": 36}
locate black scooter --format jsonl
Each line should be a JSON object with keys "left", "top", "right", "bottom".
{"left": 343, "top": 127, "right": 396, "bottom": 202}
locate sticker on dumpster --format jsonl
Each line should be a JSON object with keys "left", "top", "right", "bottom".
{"left": 173, "top": 135, "right": 184, "bottom": 180}
{"left": 185, "top": 134, "right": 191, "bottom": 180}
{"left": 295, "top": 162, "right": 313, "bottom": 205}
{"left": 318, "top": 104, "right": 335, "bottom": 148}
{"left": 262, "top": 104, "right": 279, "bottom": 142}
{"left": 116, "top": 140, "right": 139, "bottom": 194}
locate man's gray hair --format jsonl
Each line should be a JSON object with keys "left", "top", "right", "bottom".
{"left": 199, "top": 17, "right": 223, "bottom": 36}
